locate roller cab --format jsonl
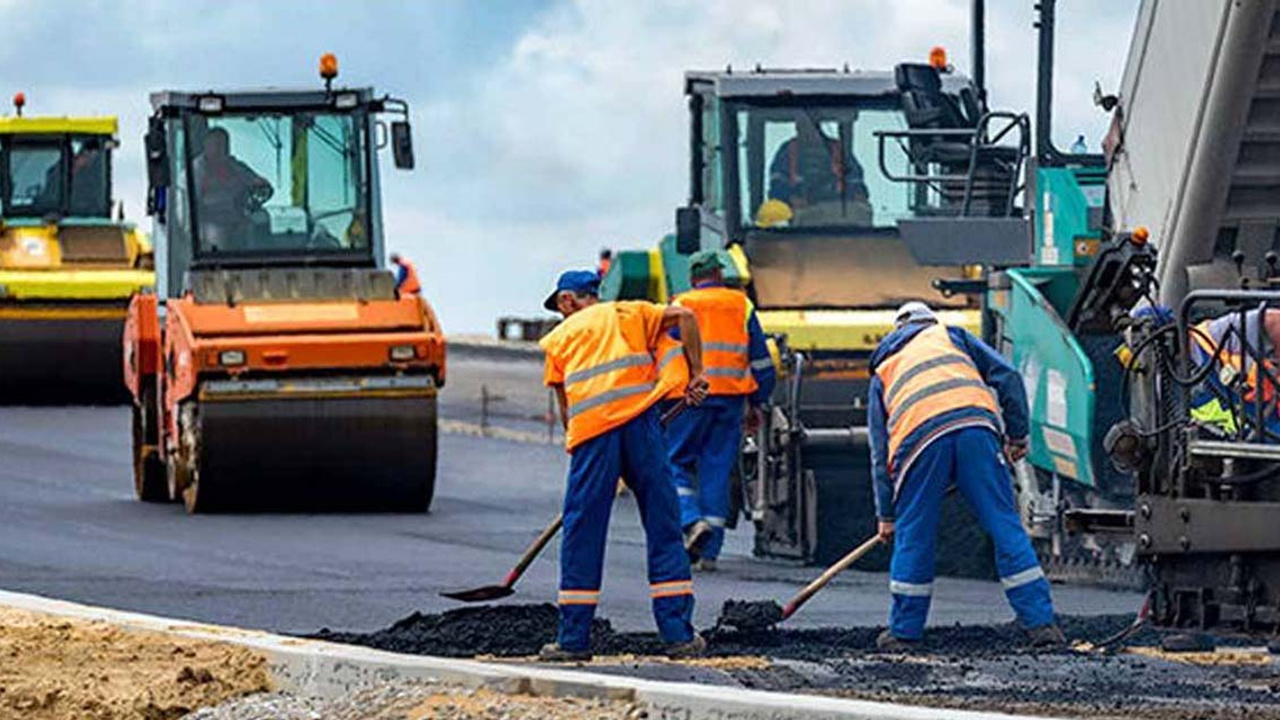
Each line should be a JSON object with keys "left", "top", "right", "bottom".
{"left": 0, "top": 107, "right": 155, "bottom": 402}
{"left": 128, "top": 64, "right": 445, "bottom": 513}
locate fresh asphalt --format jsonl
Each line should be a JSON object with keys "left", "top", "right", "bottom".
{"left": 0, "top": 347, "right": 1141, "bottom": 635}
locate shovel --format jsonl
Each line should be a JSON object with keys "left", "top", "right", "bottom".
{"left": 441, "top": 399, "right": 692, "bottom": 603}
{"left": 718, "top": 533, "right": 885, "bottom": 631}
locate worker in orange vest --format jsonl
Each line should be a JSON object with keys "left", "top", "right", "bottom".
{"left": 597, "top": 247, "right": 613, "bottom": 278}
{"left": 868, "top": 302, "right": 1062, "bottom": 650}
{"left": 665, "top": 250, "right": 776, "bottom": 571}
{"left": 537, "top": 269, "right": 709, "bottom": 662}
{"left": 390, "top": 253, "right": 421, "bottom": 295}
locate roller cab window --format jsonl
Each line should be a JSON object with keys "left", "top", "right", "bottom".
{"left": 185, "top": 111, "right": 371, "bottom": 259}
{"left": 734, "top": 102, "right": 911, "bottom": 232}
{"left": 0, "top": 136, "right": 112, "bottom": 220}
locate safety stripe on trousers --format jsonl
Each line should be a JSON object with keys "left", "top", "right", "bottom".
{"left": 704, "top": 341, "right": 749, "bottom": 354}
{"left": 751, "top": 357, "right": 774, "bottom": 370}
{"left": 1000, "top": 566, "right": 1046, "bottom": 590}
{"left": 677, "top": 487, "right": 697, "bottom": 497}
{"left": 558, "top": 589, "right": 600, "bottom": 606}
{"left": 887, "top": 377, "right": 991, "bottom": 432}
{"left": 704, "top": 516, "right": 726, "bottom": 528}
{"left": 650, "top": 580, "right": 694, "bottom": 599}
{"left": 567, "top": 382, "right": 656, "bottom": 419}
{"left": 889, "top": 580, "right": 933, "bottom": 597}
{"left": 657, "top": 345, "right": 683, "bottom": 371}
{"left": 565, "top": 352, "right": 653, "bottom": 386}
{"left": 884, "top": 353, "right": 974, "bottom": 408}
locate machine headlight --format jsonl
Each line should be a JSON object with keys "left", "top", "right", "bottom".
{"left": 389, "top": 345, "right": 416, "bottom": 361}
{"left": 197, "top": 95, "right": 224, "bottom": 113}
{"left": 219, "top": 349, "right": 246, "bottom": 366}
{"left": 334, "top": 92, "right": 358, "bottom": 110}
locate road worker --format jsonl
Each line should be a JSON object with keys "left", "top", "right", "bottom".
{"left": 537, "top": 269, "right": 710, "bottom": 662}
{"left": 390, "top": 253, "right": 421, "bottom": 295}
{"left": 868, "top": 301, "right": 1064, "bottom": 650}
{"left": 597, "top": 247, "right": 613, "bottom": 278}
{"left": 1187, "top": 306, "right": 1280, "bottom": 436}
{"left": 665, "top": 250, "right": 776, "bottom": 571}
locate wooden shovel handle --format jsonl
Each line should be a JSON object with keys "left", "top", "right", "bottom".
{"left": 503, "top": 513, "right": 564, "bottom": 588}
{"left": 782, "top": 534, "right": 884, "bottom": 619}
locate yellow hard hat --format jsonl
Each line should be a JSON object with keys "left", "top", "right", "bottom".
{"left": 755, "top": 199, "right": 793, "bottom": 228}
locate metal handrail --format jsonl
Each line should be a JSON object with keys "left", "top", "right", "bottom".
{"left": 875, "top": 110, "right": 1031, "bottom": 217}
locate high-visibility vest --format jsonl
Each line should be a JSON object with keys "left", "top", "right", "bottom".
{"left": 398, "top": 260, "right": 421, "bottom": 295}
{"left": 540, "top": 301, "right": 685, "bottom": 451}
{"left": 673, "top": 286, "right": 758, "bottom": 396}
{"left": 875, "top": 323, "right": 999, "bottom": 468}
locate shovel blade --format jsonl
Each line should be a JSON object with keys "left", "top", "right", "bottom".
{"left": 439, "top": 585, "right": 516, "bottom": 603}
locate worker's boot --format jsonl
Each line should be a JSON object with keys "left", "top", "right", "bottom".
{"left": 683, "top": 520, "right": 713, "bottom": 562}
{"left": 537, "top": 643, "right": 593, "bottom": 663}
{"left": 1026, "top": 623, "right": 1067, "bottom": 648}
{"left": 875, "top": 629, "right": 919, "bottom": 652}
{"left": 694, "top": 557, "right": 718, "bottom": 572}
{"left": 666, "top": 632, "right": 707, "bottom": 660}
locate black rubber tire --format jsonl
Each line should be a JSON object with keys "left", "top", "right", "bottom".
{"left": 131, "top": 387, "right": 167, "bottom": 503}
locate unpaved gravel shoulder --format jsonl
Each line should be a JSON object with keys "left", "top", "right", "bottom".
{"left": 0, "top": 605, "right": 270, "bottom": 720}
{"left": 184, "top": 680, "right": 644, "bottom": 720}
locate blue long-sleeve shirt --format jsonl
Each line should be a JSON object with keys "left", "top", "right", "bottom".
{"left": 867, "top": 322, "right": 1029, "bottom": 520}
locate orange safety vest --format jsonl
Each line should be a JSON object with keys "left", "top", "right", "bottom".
{"left": 672, "top": 286, "right": 758, "bottom": 396}
{"left": 398, "top": 260, "right": 421, "bottom": 295}
{"left": 1190, "top": 318, "right": 1276, "bottom": 404}
{"left": 875, "top": 323, "right": 999, "bottom": 468}
{"left": 540, "top": 301, "right": 686, "bottom": 451}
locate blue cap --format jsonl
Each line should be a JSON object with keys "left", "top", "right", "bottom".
{"left": 544, "top": 270, "right": 601, "bottom": 311}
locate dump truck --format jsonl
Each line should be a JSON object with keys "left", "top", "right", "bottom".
{"left": 0, "top": 95, "right": 155, "bottom": 402}
{"left": 602, "top": 25, "right": 1031, "bottom": 571}
{"left": 125, "top": 56, "right": 445, "bottom": 512}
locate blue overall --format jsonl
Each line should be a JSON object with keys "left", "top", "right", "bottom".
{"left": 665, "top": 395, "right": 746, "bottom": 560}
{"left": 888, "top": 426, "right": 1055, "bottom": 639}
{"left": 663, "top": 297, "right": 775, "bottom": 561}
{"left": 558, "top": 405, "right": 695, "bottom": 651}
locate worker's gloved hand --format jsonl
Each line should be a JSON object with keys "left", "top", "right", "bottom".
{"left": 876, "top": 519, "right": 895, "bottom": 542}
{"left": 685, "top": 375, "right": 710, "bottom": 406}
{"left": 744, "top": 405, "right": 765, "bottom": 435}
{"left": 1005, "top": 436, "right": 1030, "bottom": 462}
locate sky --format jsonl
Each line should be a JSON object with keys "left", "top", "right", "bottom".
{"left": 0, "top": 0, "right": 1139, "bottom": 333}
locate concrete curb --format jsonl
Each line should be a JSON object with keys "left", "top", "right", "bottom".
{"left": 0, "top": 589, "right": 1067, "bottom": 720}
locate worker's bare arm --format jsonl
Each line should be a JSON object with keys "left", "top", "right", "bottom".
{"left": 662, "top": 305, "right": 708, "bottom": 403}
{"left": 551, "top": 383, "right": 569, "bottom": 430}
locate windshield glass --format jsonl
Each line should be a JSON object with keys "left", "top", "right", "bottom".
{"left": 4, "top": 142, "right": 63, "bottom": 217}
{"left": 735, "top": 102, "right": 911, "bottom": 231}
{"left": 187, "top": 111, "right": 370, "bottom": 257}
{"left": 67, "top": 136, "right": 110, "bottom": 217}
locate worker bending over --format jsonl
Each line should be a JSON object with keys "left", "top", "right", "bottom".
{"left": 537, "top": 269, "right": 709, "bottom": 661}
{"left": 868, "top": 302, "right": 1063, "bottom": 650}
{"left": 665, "top": 250, "right": 776, "bottom": 570}
{"left": 390, "top": 253, "right": 421, "bottom": 295}
{"left": 1188, "top": 306, "right": 1280, "bottom": 436}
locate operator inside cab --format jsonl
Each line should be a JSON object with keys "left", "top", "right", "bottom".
{"left": 193, "top": 127, "right": 273, "bottom": 252}
{"left": 1188, "top": 306, "right": 1280, "bottom": 436}
{"left": 766, "top": 117, "right": 871, "bottom": 227}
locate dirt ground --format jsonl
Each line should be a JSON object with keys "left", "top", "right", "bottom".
{"left": 0, "top": 606, "right": 271, "bottom": 720}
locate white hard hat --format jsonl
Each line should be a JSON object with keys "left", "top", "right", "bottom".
{"left": 894, "top": 301, "right": 936, "bottom": 327}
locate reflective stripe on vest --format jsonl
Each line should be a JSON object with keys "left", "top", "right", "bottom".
{"left": 540, "top": 301, "right": 683, "bottom": 450}
{"left": 1191, "top": 318, "right": 1273, "bottom": 403}
{"left": 674, "top": 286, "right": 758, "bottom": 396}
{"left": 875, "top": 324, "right": 999, "bottom": 468}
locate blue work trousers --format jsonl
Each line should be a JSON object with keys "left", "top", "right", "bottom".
{"left": 664, "top": 395, "right": 747, "bottom": 560}
{"left": 558, "top": 406, "right": 695, "bottom": 651}
{"left": 889, "top": 427, "right": 1056, "bottom": 640}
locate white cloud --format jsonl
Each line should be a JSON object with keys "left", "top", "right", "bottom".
{"left": 406, "top": 0, "right": 1137, "bottom": 331}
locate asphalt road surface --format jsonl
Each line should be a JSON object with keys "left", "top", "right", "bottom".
{"left": 0, "top": 349, "right": 1141, "bottom": 636}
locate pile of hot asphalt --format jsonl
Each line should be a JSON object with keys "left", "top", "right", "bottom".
{"left": 309, "top": 603, "right": 1280, "bottom": 719}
